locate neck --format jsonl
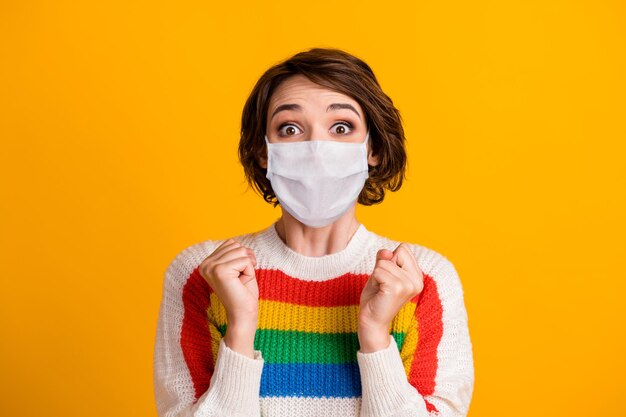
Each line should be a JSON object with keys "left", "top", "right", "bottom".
{"left": 275, "top": 208, "right": 361, "bottom": 257}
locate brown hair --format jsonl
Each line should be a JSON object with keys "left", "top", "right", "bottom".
{"left": 238, "top": 47, "right": 407, "bottom": 207}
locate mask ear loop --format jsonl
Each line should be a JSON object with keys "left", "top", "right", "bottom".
{"left": 263, "top": 135, "right": 272, "bottom": 174}
{"left": 363, "top": 129, "right": 372, "bottom": 170}
{"left": 364, "top": 129, "right": 371, "bottom": 151}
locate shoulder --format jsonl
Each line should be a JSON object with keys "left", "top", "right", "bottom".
{"left": 367, "top": 229, "right": 465, "bottom": 300}
{"left": 162, "top": 230, "right": 259, "bottom": 291}
{"left": 161, "top": 238, "right": 221, "bottom": 293}
{"left": 369, "top": 231, "right": 470, "bottom": 335}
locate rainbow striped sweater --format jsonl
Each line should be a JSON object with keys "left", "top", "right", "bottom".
{"left": 154, "top": 221, "right": 474, "bottom": 417}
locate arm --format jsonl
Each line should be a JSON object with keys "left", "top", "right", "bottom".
{"left": 153, "top": 246, "right": 265, "bottom": 417}
{"left": 356, "top": 254, "right": 475, "bottom": 417}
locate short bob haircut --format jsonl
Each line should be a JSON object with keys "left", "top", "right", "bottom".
{"left": 238, "top": 47, "right": 407, "bottom": 208}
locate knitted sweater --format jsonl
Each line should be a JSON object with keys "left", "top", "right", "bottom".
{"left": 153, "top": 220, "right": 474, "bottom": 417}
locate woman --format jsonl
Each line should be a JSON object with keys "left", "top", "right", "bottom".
{"left": 154, "top": 48, "right": 474, "bottom": 417}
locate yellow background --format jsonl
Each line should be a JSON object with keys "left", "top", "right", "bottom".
{"left": 1, "top": 1, "right": 625, "bottom": 416}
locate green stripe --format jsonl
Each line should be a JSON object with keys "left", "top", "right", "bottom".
{"left": 217, "top": 324, "right": 406, "bottom": 363}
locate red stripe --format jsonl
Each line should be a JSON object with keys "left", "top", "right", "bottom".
{"left": 180, "top": 267, "right": 214, "bottom": 402}
{"left": 257, "top": 268, "right": 369, "bottom": 306}
{"left": 425, "top": 400, "right": 439, "bottom": 413}
{"left": 408, "top": 273, "right": 443, "bottom": 413}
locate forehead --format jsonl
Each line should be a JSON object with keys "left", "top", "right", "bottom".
{"left": 269, "top": 74, "right": 357, "bottom": 108}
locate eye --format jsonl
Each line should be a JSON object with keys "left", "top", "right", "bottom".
{"left": 331, "top": 121, "right": 354, "bottom": 135}
{"left": 277, "top": 123, "right": 302, "bottom": 137}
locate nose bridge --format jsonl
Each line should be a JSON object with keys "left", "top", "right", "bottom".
{"left": 307, "top": 123, "right": 331, "bottom": 141}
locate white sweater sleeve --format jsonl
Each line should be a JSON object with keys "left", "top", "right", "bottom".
{"left": 356, "top": 253, "right": 475, "bottom": 417}
{"left": 153, "top": 246, "right": 265, "bottom": 417}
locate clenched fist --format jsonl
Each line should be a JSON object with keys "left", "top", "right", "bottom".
{"left": 198, "top": 238, "right": 259, "bottom": 358}
{"left": 358, "top": 243, "right": 424, "bottom": 352}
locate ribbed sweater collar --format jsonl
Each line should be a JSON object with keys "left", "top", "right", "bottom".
{"left": 254, "top": 220, "right": 373, "bottom": 281}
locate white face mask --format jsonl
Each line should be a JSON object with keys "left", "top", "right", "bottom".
{"left": 264, "top": 130, "right": 370, "bottom": 228}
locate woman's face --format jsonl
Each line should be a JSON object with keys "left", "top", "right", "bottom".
{"left": 261, "top": 74, "right": 379, "bottom": 167}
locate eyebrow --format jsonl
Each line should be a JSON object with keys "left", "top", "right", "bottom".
{"left": 270, "top": 102, "right": 362, "bottom": 120}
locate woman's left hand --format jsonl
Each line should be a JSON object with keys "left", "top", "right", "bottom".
{"left": 358, "top": 243, "right": 424, "bottom": 352}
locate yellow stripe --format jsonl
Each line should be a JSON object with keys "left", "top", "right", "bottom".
{"left": 400, "top": 314, "right": 419, "bottom": 376}
{"left": 207, "top": 306, "right": 222, "bottom": 365}
{"left": 209, "top": 293, "right": 418, "bottom": 335}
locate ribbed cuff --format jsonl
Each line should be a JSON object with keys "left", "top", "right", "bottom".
{"left": 357, "top": 334, "right": 428, "bottom": 417}
{"left": 196, "top": 338, "right": 264, "bottom": 417}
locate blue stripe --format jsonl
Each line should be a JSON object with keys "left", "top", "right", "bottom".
{"left": 260, "top": 362, "right": 362, "bottom": 398}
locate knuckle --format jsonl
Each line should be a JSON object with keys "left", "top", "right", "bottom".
{"left": 213, "top": 263, "right": 226, "bottom": 277}
{"left": 232, "top": 246, "right": 246, "bottom": 256}
{"left": 390, "top": 282, "right": 404, "bottom": 296}
{"left": 378, "top": 259, "right": 393, "bottom": 268}
{"left": 199, "top": 259, "right": 210, "bottom": 275}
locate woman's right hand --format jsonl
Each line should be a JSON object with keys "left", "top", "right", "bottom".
{"left": 199, "top": 238, "right": 259, "bottom": 358}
